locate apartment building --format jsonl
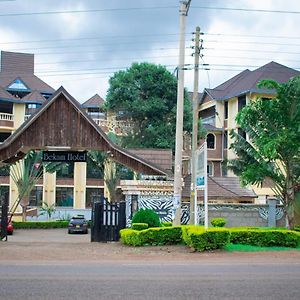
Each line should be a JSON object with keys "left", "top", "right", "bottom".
{"left": 198, "top": 61, "right": 300, "bottom": 202}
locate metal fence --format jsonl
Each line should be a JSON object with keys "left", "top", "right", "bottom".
{"left": 91, "top": 199, "right": 126, "bottom": 242}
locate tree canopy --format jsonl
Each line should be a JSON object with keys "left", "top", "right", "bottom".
{"left": 228, "top": 76, "right": 300, "bottom": 228}
{"left": 105, "top": 62, "right": 192, "bottom": 150}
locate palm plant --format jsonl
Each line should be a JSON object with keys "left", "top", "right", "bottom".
{"left": 8, "top": 150, "right": 64, "bottom": 221}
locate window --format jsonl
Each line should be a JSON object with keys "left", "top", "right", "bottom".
{"left": 0, "top": 101, "right": 13, "bottom": 114}
{"left": 207, "top": 133, "right": 215, "bottom": 149}
{"left": 85, "top": 188, "right": 103, "bottom": 208}
{"left": 238, "top": 128, "right": 247, "bottom": 140}
{"left": 56, "top": 163, "right": 74, "bottom": 178}
{"left": 238, "top": 95, "right": 247, "bottom": 112}
{"left": 56, "top": 187, "right": 73, "bottom": 207}
{"left": 224, "top": 101, "right": 228, "bottom": 119}
{"left": 207, "top": 162, "right": 213, "bottom": 176}
{"left": 28, "top": 186, "right": 43, "bottom": 207}
{"left": 0, "top": 132, "right": 11, "bottom": 143}
{"left": 224, "top": 131, "right": 228, "bottom": 149}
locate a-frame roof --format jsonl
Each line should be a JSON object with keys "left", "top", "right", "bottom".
{"left": 0, "top": 87, "right": 170, "bottom": 177}
{"left": 82, "top": 94, "right": 105, "bottom": 108}
{"left": 200, "top": 61, "right": 300, "bottom": 102}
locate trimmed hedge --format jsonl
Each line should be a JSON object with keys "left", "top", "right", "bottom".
{"left": 211, "top": 218, "right": 227, "bottom": 227}
{"left": 162, "top": 222, "right": 172, "bottom": 227}
{"left": 182, "top": 226, "right": 230, "bottom": 252}
{"left": 132, "top": 209, "right": 161, "bottom": 228}
{"left": 13, "top": 221, "right": 69, "bottom": 229}
{"left": 229, "top": 229, "right": 299, "bottom": 248}
{"left": 120, "top": 226, "right": 182, "bottom": 246}
{"left": 131, "top": 223, "right": 148, "bottom": 231}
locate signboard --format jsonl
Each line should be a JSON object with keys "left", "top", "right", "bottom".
{"left": 196, "top": 144, "right": 206, "bottom": 190}
{"left": 42, "top": 151, "right": 87, "bottom": 162}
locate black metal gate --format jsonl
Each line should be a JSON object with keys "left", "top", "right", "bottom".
{"left": 0, "top": 191, "right": 9, "bottom": 241}
{"left": 91, "top": 199, "right": 126, "bottom": 242}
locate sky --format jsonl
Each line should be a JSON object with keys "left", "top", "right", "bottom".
{"left": 0, "top": 0, "right": 300, "bottom": 103}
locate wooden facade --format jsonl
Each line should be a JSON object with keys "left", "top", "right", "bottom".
{"left": 0, "top": 87, "right": 169, "bottom": 177}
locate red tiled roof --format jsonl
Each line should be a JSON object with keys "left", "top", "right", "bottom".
{"left": 82, "top": 94, "right": 105, "bottom": 108}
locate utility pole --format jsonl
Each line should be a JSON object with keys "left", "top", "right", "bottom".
{"left": 173, "top": 0, "right": 192, "bottom": 225}
{"left": 189, "top": 26, "right": 201, "bottom": 225}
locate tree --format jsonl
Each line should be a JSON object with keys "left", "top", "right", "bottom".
{"left": 8, "top": 151, "right": 64, "bottom": 221}
{"left": 105, "top": 62, "right": 192, "bottom": 151}
{"left": 227, "top": 77, "right": 300, "bottom": 228}
{"left": 39, "top": 202, "right": 56, "bottom": 220}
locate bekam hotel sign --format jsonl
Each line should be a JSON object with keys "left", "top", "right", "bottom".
{"left": 42, "top": 151, "right": 87, "bottom": 162}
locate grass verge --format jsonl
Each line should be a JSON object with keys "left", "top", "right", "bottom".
{"left": 225, "top": 243, "right": 300, "bottom": 252}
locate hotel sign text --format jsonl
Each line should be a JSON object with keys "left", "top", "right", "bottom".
{"left": 42, "top": 151, "right": 87, "bottom": 162}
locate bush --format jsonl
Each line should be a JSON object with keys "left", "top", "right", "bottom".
{"left": 162, "top": 222, "right": 172, "bottom": 227}
{"left": 229, "top": 229, "right": 299, "bottom": 248}
{"left": 132, "top": 209, "right": 161, "bottom": 228}
{"left": 182, "top": 226, "right": 230, "bottom": 252}
{"left": 131, "top": 223, "right": 148, "bottom": 231}
{"left": 294, "top": 225, "right": 300, "bottom": 232}
{"left": 211, "top": 218, "right": 227, "bottom": 227}
{"left": 13, "top": 221, "right": 69, "bottom": 229}
{"left": 120, "top": 226, "right": 182, "bottom": 246}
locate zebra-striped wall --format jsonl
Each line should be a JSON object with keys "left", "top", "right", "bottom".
{"left": 125, "top": 195, "right": 285, "bottom": 227}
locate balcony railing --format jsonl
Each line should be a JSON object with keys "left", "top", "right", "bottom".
{"left": 0, "top": 113, "right": 14, "bottom": 121}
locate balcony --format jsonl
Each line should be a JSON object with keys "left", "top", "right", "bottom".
{"left": 0, "top": 112, "right": 14, "bottom": 128}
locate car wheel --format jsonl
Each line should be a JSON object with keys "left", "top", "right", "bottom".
{"left": 68, "top": 230, "right": 71, "bottom": 234}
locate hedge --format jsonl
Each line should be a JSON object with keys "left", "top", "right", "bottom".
{"left": 120, "top": 226, "right": 182, "bottom": 246}
{"left": 182, "top": 226, "right": 230, "bottom": 252}
{"left": 131, "top": 223, "right": 148, "bottom": 231}
{"left": 13, "top": 221, "right": 69, "bottom": 229}
{"left": 229, "top": 229, "right": 299, "bottom": 248}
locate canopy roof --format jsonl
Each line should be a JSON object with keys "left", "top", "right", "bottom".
{"left": 0, "top": 87, "right": 170, "bottom": 178}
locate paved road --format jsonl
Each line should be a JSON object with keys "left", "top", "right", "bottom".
{"left": 0, "top": 261, "right": 299, "bottom": 300}
{"left": 0, "top": 229, "right": 300, "bottom": 299}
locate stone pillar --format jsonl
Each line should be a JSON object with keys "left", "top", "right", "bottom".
{"left": 267, "top": 198, "right": 277, "bottom": 227}
{"left": 73, "top": 162, "right": 87, "bottom": 209}
{"left": 43, "top": 170, "right": 56, "bottom": 206}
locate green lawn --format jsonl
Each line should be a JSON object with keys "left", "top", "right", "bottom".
{"left": 224, "top": 243, "right": 300, "bottom": 252}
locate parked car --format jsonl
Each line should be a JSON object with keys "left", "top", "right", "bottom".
{"left": 0, "top": 219, "right": 14, "bottom": 235}
{"left": 68, "top": 215, "right": 88, "bottom": 234}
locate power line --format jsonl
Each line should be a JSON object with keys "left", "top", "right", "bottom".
{"left": 0, "top": 5, "right": 299, "bottom": 18}
{"left": 193, "top": 6, "right": 300, "bottom": 15}
{"left": 204, "top": 32, "right": 300, "bottom": 40}
{"left": 204, "top": 39, "right": 300, "bottom": 47}
{"left": 0, "top": 33, "right": 179, "bottom": 45}
{"left": 203, "top": 47, "right": 300, "bottom": 55}
{"left": 0, "top": 6, "right": 177, "bottom": 17}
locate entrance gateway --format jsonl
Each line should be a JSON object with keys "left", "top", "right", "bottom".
{"left": 0, "top": 87, "right": 171, "bottom": 241}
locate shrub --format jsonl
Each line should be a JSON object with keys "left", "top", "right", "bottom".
{"left": 132, "top": 208, "right": 161, "bottom": 228}
{"left": 294, "top": 225, "right": 300, "bottom": 232}
{"left": 182, "top": 226, "right": 230, "bottom": 252}
{"left": 120, "top": 226, "right": 182, "bottom": 246}
{"left": 211, "top": 218, "right": 227, "bottom": 227}
{"left": 131, "top": 223, "right": 148, "bottom": 231}
{"left": 162, "top": 222, "right": 172, "bottom": 227}
{"left": 13, "top": 221, "right": 69, "bottom": 229}
{"left": 229, "top": 229, "right": 299, "bottom": 248}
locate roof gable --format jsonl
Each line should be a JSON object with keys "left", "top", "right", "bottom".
{"left": 0, "top": 87, "right": 169, "bottom": 177}
{"left": 206, "top": 61, "right": 300, "bottom": 101}
{"left": 82, "top": 94, "right": 105, "bottom": 108}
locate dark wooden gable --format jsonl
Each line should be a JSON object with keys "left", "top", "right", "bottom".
{"left": 0, "top": 87, "right": 169, "bottom": 177}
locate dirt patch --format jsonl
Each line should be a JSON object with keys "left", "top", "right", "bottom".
{"left": 1, "top": 229, "right": 300, "bottom": 264}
